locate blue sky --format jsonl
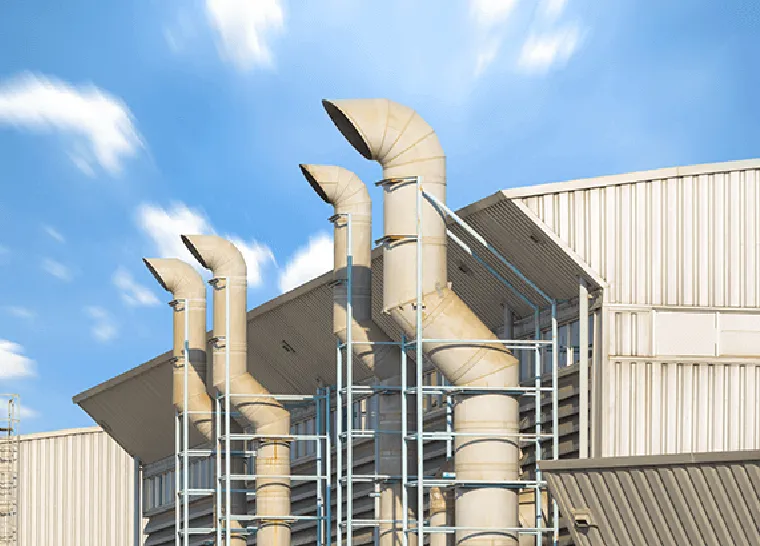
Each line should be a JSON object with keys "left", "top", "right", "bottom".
{"left": 0, "top": 0, "right": 757, "bottom": 433}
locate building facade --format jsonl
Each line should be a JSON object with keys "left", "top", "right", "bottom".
{"left": 75, "top": 158, "right": 760, "bottom": 544}
{"left": 17, "top": 427, "right": 138, "bottom": 546}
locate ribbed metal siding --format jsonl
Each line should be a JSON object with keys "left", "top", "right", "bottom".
{"left": 540, "top": 451, "right": 760, "bottom": 546}
{"left": 603, "top": 360, "right": 760, "bottom": 457}
{"left": 17, "top": 428, "right": 135, "bottom": 546}
{"left": 521, "top": 169, "right": 760, "bottom": 306}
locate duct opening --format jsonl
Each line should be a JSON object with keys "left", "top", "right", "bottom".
{"left": 299, "top": 164, "right": 331, "bottom": 204}
{"left": 180, "top": 235, "right": 210, "bottom": 270}
{"left": 142, "top": 258, "right": 169, "bottom": 292}
{"left": 322, "top": 99, "right": 373, "bottom": 160}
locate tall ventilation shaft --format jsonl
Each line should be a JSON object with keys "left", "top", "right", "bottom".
{"left": 323, "top": 98, "right": 521, "bottom": 545}
{"left": 182, "top": 235, "right": 292, "bottom": 546}
{"left": 300, "top": 164, "right": 416, "bottom": 546}
{"left": 144, "top": 258, "right": 246, "bottom": 546}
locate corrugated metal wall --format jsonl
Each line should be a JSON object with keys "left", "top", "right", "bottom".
{"left": 519, "top": 166, "right": 760, "bottom": 458}
{"left": 520, "top": 168, "right": 760, "bottom": 307}
{"left": 18, "top": 427, "right": 136, "bottom": 546}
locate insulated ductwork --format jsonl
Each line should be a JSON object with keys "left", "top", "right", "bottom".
{"left": 182, "top": 235, "right": 291, "bottom": 546}
{"left": 300, "top": 164, "right": 416, "bottom": 546}
{"left": 143, "top": 258, "right": 214, "bottom": 441}
{"left": 430, "top": 460, "right": 455, "bottom": 546}
{"left": 323, "top": 98, "right": 521, "bottom": 545}
{"left": 144, "top": 257, "right": 246, "bottom": 546}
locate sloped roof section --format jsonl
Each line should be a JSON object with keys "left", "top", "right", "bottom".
{"left": 540, "top": 450, "right": 760, "bottom": 546}
{"left": 74, "top": 189, "right": 604, "bottom": 464}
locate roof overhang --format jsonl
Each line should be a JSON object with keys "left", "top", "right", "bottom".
{"left": 539, "top": 450, "right": 760, "bottom": 546}
{"left": 74, "top": 189, "right": 604, "bottom": 464}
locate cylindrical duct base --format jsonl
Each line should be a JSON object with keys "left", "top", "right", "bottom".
{"left": 455, "top": 394, "right": 519, "bottom": 546}
{"left": 255, "top": 439, "right": 292, "bottom": 545}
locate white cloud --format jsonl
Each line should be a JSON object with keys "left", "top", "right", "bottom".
{"left": 42, "top": 258, "right": 72, "bottom": 281}
{"left": 541, "top": 0, "right": 567, "bottom": 19}
{"left": 43, "top": 225, "right": 65, "bottom": 243}
{"left": 518, "top": 26, "right": 580, "bottom": 72}
{"left": 137, "top": 202, "right": 275, "bottom": 286}
{"left": 279, "top": 233, "right": 333, "bottom": 293}
{"left": 18, "top": 405, "right": 39, "bottom": 420}
{"left": 474, "top": 39, "right": 502, "bottom": 77}
{"left": 229, "top": 237, "right": 276, "bottom": 288}
{"left": 0, "top": 73, "right": 142, "bottom": 174}
{"left": 470, "top": 0, "right": 518, "bottom": 28}
{"left": 85, "top": 306, "right": 118, "bottom": 342}
{"left": 137, "top": 202, "right": 212, "bottom": 264}
{"left": 5, "top": 306, "right": 35, "bottom": 320}
{"left": 0, "top": 340, "right": 36, "bottom": 380}
{"left": 205, "top": 0, "right": 285, "bottom": 69}
{"left": 113, "top": 267, "right": 160, "bottom": 307}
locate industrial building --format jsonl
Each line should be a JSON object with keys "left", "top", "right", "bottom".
{"left": 72, "top": 98, "right": 760, "bottom": 545}
{"left": 5, "top": 425, "right": 137, "bottom": 546}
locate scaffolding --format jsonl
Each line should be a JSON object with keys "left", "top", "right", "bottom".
{"left": 334, "top": 177, "right": 560, "bottom": 545}
{"left": 0, "top": 395, "right": 19, "bottom": 546}
{"left": 173, "top": 288, "right": 332, "bottom": 546}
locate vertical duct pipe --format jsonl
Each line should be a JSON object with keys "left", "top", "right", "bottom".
{"left": 323, "top": 98, "right": 521, "bottom": 545}
{"left": 181, "top": 235, "right": 291, "bottom": 546}
{"left": 430, "top": 459, "right": 455, "bottom": 546}
{"left": 299, "top": 164, "right": 416, "bottom": 546}
{"left": 142, "top": 258, "right": 232, "bottom": 542}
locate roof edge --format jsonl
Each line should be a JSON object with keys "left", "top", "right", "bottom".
{"left": 539, "top": 449, "right": 760, "bottom": 472}
{"left": 504, "top": 157, "right": 760, "bottom": 199}
{"left": 19, "top": 426, "right": 105, "bottom": 442}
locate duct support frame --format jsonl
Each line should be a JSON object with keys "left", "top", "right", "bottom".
{"left": 334, "top": 177, "right": 560, "bottom": 545}
{"left": 0, "top": 394, "right": 19, "bottom": 546}
{"left": 171, "top": 290, "right": 332, "bottom": 545}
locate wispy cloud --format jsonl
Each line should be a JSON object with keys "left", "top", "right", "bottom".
{"left": 18, "top": 405, "right": 39, "bottom": 420}
{"left": 136, "top": 202, "right": 275, "bottom": 287}
{"left": 541, "top": 0, "right": 567, "bottom": 20}
{"left": 518, "top": 26, "right": 581, "bottom": 72}
{"left": 205, "top": 0, "right": 285, "bottom": 69}
{"left": 279, "top": 233, "right": 332, "bottom": 293}
{"left": 0, "top": 72, "right": 142, "bottom": 174}
{"left": 85, "top": 306, "right": 117, "bottom": 342}
{"left": 0, "top": 340, "right": 36, "bottom": 379}
{"left": 470, "top": 0, "right": 518, "bottom": 28}
{"left": 42, "top": 258, "right": 72, "bottom": 281}
{"left": 43, "top": 225, "right": 65, "bottom": 243}
{"left": 113, "top": 267, "right": 160, "bottom": 307}
{"left": 5, "top": 306, "right": 35, "bottom": 320}
{"left": 469, "top": 0, "right": 518, "bottom": 77}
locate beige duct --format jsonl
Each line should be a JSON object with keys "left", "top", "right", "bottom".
{"left": 144, "top": 257, "right": 246, "bottom": 546}
{"left": 323, "top": 98, "right": 521, "bottom": 545}
{"left": 182, "top": 235, "right": 291, "bottom": 546}
{"left": 430, "top": 460, "right": 455, "bottom": 546}
{"left": 143, "top": 258, "right": 214, "bottom": 441}
{"left": 300, "top": 164, "right": 416, "bottom": 546}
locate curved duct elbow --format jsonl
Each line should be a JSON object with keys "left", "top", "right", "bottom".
{"left": 181, "top": 235, "right": 289, "bottom": 434}
{"left": 143, "top": 258, "right": 213, "bottom": 442}
{"left": 322, "top": 98, "right": 447, "bottom": 310}
{"left": 324, "top": 98, "right": 520, "bottom": 545}
{"left": 300, "top": 164, "right": 399, "bottom": 380}
{"left": 301, "top": 164, "right": 416, "bottom": 545}
{"left": 182, "top": 234, "right": 291, "bottom": 545}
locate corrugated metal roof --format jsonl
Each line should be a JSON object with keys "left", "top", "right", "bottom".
{"left": 539, "top": 450, "right": 760, "bottom": 546}
{"left": 74, "top": 186, "right": 605, "bottom": 464}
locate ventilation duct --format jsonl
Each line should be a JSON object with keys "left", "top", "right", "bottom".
{"left": 323, "top": 98, "right": 521, "bottom": 545}
{"left": 144, "top": 257, "right": 246, "bottom": 546}
{"left": 182, "top": 235, "right": 291, "bottom": 546}
{"left": 430, "top": 459, "right": 455, "bottom": 546}
{"left": 300, "top": 164, "right": 416, "bottom": 546}
{"left": 143, "top": 258, "right": 214, "bottom": 441}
